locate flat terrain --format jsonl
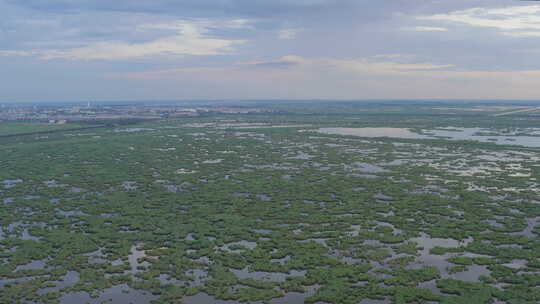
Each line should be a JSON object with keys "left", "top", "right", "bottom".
{"left": 1, "top": 101, "right": 539, "bottom": 304}
{"left": 0, "top": 122, "right": 82, "bottom": 137}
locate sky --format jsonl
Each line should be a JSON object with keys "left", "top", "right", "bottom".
{"left": 2, "top": 0, "right": 540, "bottom": 102}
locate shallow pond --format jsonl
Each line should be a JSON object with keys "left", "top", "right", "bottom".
{"left": 38, "top": 271, "right": 80, "bottom": 295}
{"left": 182, "top": 293, "right": 240, "bottom": 304}
{"left": 408, "top": 234, "right": 473, "bottom": 275}
{"left": 319, "top": 128, "right": 428, "bottom": 139}
{"left": 128, "top": 244, "right": 150, "bottom": 273}
{"left": 231, "top": 268, "right": 306, "bottom": 282}
{"left": 60, "top": 284, "right": 157, "bottom": 304}
{"left": 270, "top": 284, "right": 320, "bottom": 304}
{"left": 319, "top": 127, "right": 540, "bottom": 147}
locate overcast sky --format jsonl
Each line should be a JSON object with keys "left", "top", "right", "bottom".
{"left": 2, "top": 0, "right": 540, "bottom": 102}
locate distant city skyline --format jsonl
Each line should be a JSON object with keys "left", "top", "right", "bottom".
{"left": 2, "top": 0, "right": 540, "bottom": 102}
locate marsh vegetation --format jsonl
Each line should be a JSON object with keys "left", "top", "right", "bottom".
{"left": 1, "top": 101, "right": 539, "bottom": 303}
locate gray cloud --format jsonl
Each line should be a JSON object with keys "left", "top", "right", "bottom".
{"left": 8, "top": 0, "right": 357, "bottom": 17}
{"left": 241, "top": 56, "right": 301, "bottom": 68}
{"left": 2, "top": 0, "right": 540, "bottom": 102}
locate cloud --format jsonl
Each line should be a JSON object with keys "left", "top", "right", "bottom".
{"left": 0, "top": 20, "right": 246, "bottom": 60}
{"left": 417, "top": 5, "right": 540, "bottom": 37}
{"left": 8, "top": 0, "right": 354, "bottom": 17}
{"left": 372, "top": 54, "right": 407, "bottom": 59}
{"left": 107, "top": 55, "right": 540, "bottom": 100}
{"left": 114, "top": 55, "right": 455, "bottom": 80}
{"left": 5, "top": 1, "right": 540, "bottom": 102}
{"left": 406, "top": 26, "right": 448, "bottom": 32}
{"left": 0, "top": 50, "right": 42, "bottom": 57}
{"left": 241, "top": 56, "right": 302, "bottom": 68}
{"left": 294, "top": 57, "right": 455, "bottom": 73}
{"left": 241, "top": 56, "right": 454, "bottom": 74}
{"left": 277, "top": 28, "right": 304, "bottom": 40}
{"left": 503, "top": 31, "right": 540, "bottom": 38}
{"left": 138, "top": 19, "right": 254, "bottom": 32}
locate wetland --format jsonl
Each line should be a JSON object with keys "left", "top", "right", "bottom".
{"left": 1, "top": 101, "right": 539, "bottom": 304}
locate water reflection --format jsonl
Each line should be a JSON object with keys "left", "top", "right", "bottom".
{"left": 270, "top": 284, "right": 320, "bottom": 304}
{"left": 182, "top": 293, "right": 239, "bottom": 304}
{"left": 60, "top": 283, "right": 157, "bottom": 304}
{"left": 38, "top": 271, "right": 80, "bottom": 295}
{"left": 319, "top": 127, "right": 540, "bottom": 147}
{"left": 231, "top": 267, "right": 306, "bottom": 282}
{"left": 408, "top": 233, "right": 472, "bottom": 275}
{"left": 319, "top": 128, "right": 428, "bottom": 139}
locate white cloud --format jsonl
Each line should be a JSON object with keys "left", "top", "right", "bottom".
{"left": 223, "top": 19, "right": 254, "bottom": 29}
{"left": 0, "top": 20, "right": 247, "bottom": 60}
{"left": 406, "top": 26, "right": 448, "bottom": 32}
{"left": 138, "top": 19, "right": 253, "bottom": 32}
{"left": 288, "top": 56, "right": 454, "bottom": 73}
{"left": 114, "top": 55, "right": 455, "bottom": 80}
{"left": 277, "top": 28, "right": 304, "bottom": 40}
{"left": 0, "top": 50, "right": 42, "bottom": 56}
{"left": 417, "top": 5, "right": 540, "bottom": 37}
{"left": 43, "top": 37, "right": 242, "bottom": 61}
{"left": 503, "top": 31, "right": 540, "bottom": 38}
{"left": 372, "top": 54, "right": 408, "bottom": 59}
{"left": 238, "top": 56, "right": 454, "bottom": 74}
{"left": 108, "top": 55, "right": 540, "bottom": 100}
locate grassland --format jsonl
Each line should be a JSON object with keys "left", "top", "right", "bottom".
{"left": 0, "top": 122, "right": 83, "bottom": 137}
{"left": 1, "top": 101, "right": 539, "bottom": 304}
